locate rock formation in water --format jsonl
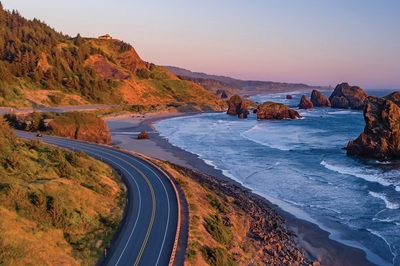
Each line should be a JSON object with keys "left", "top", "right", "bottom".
{"left": 311, "top": 90, "right": 331, "bottom": 107}
{"left": 257, "top": 102, "right": 301, "bottom": 120}
{"left": 227, "top": 95, "right": 250, "bottom": 119}
{"left": 298, "top": 95, "right": 314, "bottom": 109}
{"left": 329, "top": 83, "right": 367, "bottom": 110}
{"left": 347, "top": 96, "right": 400, "bottom": 158}
{"left": 384, "top": 91, "right": 400, "bottom": 106}
{"left": 286, "top": 94, "right": 293, "bottom": 100}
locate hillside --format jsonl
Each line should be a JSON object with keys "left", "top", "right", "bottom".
{"left": 0, "top": 3, "right": 224, "bottom": 111}
{"left": 166, "top": 66, "right": 328, "bottom": 98}
{"left": 0, "top": 116, "right": 125, "bottom": 265}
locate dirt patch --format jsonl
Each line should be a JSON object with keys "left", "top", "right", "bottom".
{"left": 85, "top": 54, "right": 129, "bottom": 79}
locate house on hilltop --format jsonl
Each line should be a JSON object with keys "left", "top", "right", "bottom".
{"left": 98, "top": 34, "right": 112, "bottom": 40}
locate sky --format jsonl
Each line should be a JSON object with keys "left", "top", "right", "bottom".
{"left": 2, "top": 0, "right": 400, "bottom": 89}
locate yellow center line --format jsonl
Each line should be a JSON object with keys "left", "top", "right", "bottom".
{"left": 59, "top": 143, "right": 157, "bottom": 266}
{"left": 134, "top": 165, "right": 157, "bottom": 266}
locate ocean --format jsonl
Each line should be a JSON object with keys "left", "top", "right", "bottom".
{"left": 155, "top": 89, "right": 400, "bottom": 266}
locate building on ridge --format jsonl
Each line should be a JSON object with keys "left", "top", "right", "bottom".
{"left": 98, "top": 34, "right": 112, "bottom": 40}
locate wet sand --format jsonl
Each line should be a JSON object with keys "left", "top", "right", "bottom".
{"left": 105, "top": 112, "right": 376, "bottom": 266}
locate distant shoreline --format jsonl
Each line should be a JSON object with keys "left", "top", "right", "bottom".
{"left": 105, "top": 111, "right": 376, "bottom": 265}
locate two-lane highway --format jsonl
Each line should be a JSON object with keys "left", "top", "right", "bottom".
{"left": 16, "top": 131, "right": 179, "bottom": 266}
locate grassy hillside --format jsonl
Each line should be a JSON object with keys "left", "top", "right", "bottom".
{"left": 0, "top": 3, "right": 224, "bottom": 110}
{"left": 0, "top": 116, "right": 125, "bottom": 265}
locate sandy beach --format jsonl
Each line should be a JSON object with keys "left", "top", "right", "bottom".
{"left": 105, "top": 112, "right": 375, "bottom": 266}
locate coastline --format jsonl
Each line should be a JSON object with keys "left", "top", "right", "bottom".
{"left": 105, "top": 112, "right": 376, "bottom": 266}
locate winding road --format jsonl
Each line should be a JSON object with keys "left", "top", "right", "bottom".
{"left": 16, "top": 131, "right": 179, "bottom": 266}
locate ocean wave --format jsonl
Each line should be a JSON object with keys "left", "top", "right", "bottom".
{"left": 372, "top": 217, "right": 400, "bottom": 225}
{"left": 320, "top": 161, "right": 396, "bottom": 189}
{"left": 366, "top": 229, "right": 396, "bottom": 260}
{"left": 369, "top": 191, "right": 400, "bottom": 210}
{"left": 327, "top": 110, "right": 360, "bottom": 115}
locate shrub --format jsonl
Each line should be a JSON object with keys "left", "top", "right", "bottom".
{"left": 203, "top": 214, "right": 233, "bottom": 246}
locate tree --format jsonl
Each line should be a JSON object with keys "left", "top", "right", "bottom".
{"left": 74, "top": 33, "right": 82, "bottom": 46}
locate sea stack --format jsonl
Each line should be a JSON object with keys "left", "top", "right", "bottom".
{"left": 329, "top": 83, "right": 367, "bottom": 110}
{"left": 298, "top": 95, "right": 314, "bottom": 109}
{"left": 384, "top": 91, "right": 400, "bottom": 106}
{"left": 347, "top": 96, "right": 400, "bottom": 158}
{"left": 227, "top": 95, "right": 250, "bottom": 119}
{"left": 311, "top": 90, "right": 331, "bottom": 107}
{"left": 257, "top": 102, "right": 301, "bottom": 120}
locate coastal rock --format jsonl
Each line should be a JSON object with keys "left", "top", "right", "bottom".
{"left": 329, "top": 83, "right": 367, "bottom": 109}
{"left": 298, "top": 95, "right": 314, "bottom": 109}
{"left": 257, "top": 102, "right": 301, "bottom": 120}
{"left": 137, "top": 131, "right": 149, "bottom": 139}
{"left": 347, "top": 96, "right": 400, "bottom": 158}
{"left": 311, "top": 90, "right": 331, "bottom": 107}
{"left": 384, "top": 91, "right": 400, "bottom": 106}
{"left": 48, "top": 113, "right": 112, "bottom": 144}
{"left": 220, "top": 90, "right": 229, "bottom": 99}
{"left": 227, "top": 95, "right": 249, "bottom": 119}
{"left": 286, "top": 94, "right": 293, "bottom": 100}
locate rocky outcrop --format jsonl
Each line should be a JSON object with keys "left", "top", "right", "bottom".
{"left": 329, "top": 83, "right": 367, "bottom": 109}
{"left": 48, "top": 112, "right": 112, "bottom": 145}
{"left": 347, "top": 96, "right": 400, "bottom": 158}
{"left": 286, "top": 94, "right": 293, "bottom": 100}
{"left": 311, "top": 90, "right": 331, "bottom": 107}
{"left": 298, "top": 95, "right": 314, "bottom": 109}
{"left": 384, "top": 91, "right": 400, "bottom": 106}
{"left": 227, "top": 95, "right": 250, "bottom": 119}
{"left": 257, "top": 102, "right": 301, "bottom": 120}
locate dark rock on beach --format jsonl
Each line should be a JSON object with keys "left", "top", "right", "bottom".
{"left": 329, "top": 82, "right": 367, "bottom": 109}
{"left": 298, "top": 95, "right": 314, "bottom": 109}
{"left": 257, "top": 102, "right": 301, "bottom": 120}
{"left": 311, "top": 89, "right": 331, "bottom": 107}
{"left": 137, "top": 131, "right": 149, "bottom": 139}
{"left": 347, "top": 96, "right": 400, "bottom": 158}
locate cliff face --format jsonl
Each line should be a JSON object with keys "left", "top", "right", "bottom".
{"left": 48, "top": 112, "right": 112, "bottom": 145}
{"left": 329, "top": 83, "right": 367, "bottom": 110}
{"left": 257, "top": 102, "right": 301, "bottom": 120}
{"left": 347, "top": 96, "right": 400, "bottom": 158}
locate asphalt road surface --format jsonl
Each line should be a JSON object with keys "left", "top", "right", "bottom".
{"left": 16, "top": 131, "right": 179, "bottom": 266}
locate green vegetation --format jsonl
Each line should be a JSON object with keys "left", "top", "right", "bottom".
{"left": 0, "top": 4, "right": 124, "bottom": 106}
{"left": 203, "top": 214, "right": 233, "bottom": 246}
{"left": 0, "top": 116, "right": 124, "bottom": 265}
{"left": 202, "top": 247, "right": 236, "bottom": 266}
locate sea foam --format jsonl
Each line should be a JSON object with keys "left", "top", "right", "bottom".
{"left": 369, "top": 191, "right": 400, "bottom": 210}
{"left": 320, "top": 161, "right": 395, "bottom": 188}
